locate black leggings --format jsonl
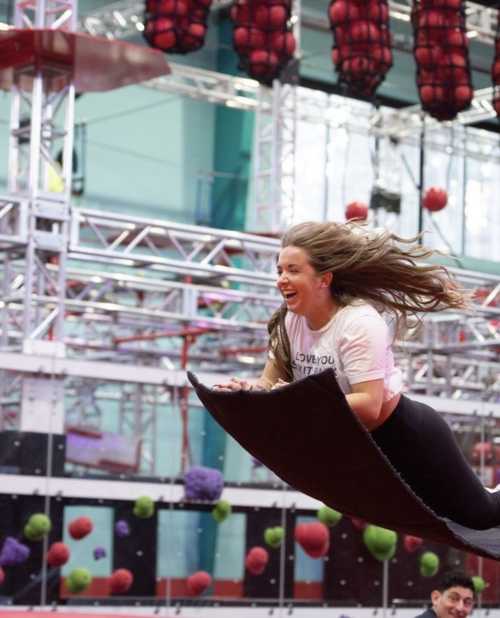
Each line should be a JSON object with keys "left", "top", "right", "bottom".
{"left": 371, "top": 395, "right": 500, "bottom": 530}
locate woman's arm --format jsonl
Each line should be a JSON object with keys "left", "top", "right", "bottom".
{"left": 346, "top": 379, "right": 384, "bottom": 431}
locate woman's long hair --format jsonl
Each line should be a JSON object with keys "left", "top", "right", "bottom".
{"left": 268, "top": 221, "right": 469, "bottom": 380}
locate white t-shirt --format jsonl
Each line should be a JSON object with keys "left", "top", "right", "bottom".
{"left": 285, "top": 302, "right": 403, "bottom": 401}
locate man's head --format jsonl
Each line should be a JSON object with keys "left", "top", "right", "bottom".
{"left": 431, "top": 571, "right": 475, "bottom": 618}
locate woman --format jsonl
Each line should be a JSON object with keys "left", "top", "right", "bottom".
{"left": 215, "top": 221, "right": 500, "bottom": 530}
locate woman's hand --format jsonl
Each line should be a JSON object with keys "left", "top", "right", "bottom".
{"left": 213, "top": 377, "right": 256, "bottom": 392}
{"left": 271, "top": 379, "right": 290, "bottom": 390}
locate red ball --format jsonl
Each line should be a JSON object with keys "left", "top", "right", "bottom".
{"left": 154, "top": 0, "right": 188, "bottom": 15}
{"left": 187, "top": 570, "right": 212, "bottom": 596}
{"left": 492, "top": 60, "right": 500, "bottom": 83}
{"left": 403, "top": 535, "right": 424, "bottom": 553}
{"left": 255, "top": 4, "right": 287, "bottom": 29}
{"left": 249, "top": 49, "right": 279, "bottom": 75}
{"left": 153, "top": 30, "right": 176, "bottom": 49}
{"left": 329, "top": 0, "right": 360, "bottom": 24}
{"left": 454, "top": 85, "right": 472, "bottom": 107}
{"left": 294, "top": 522, "right": 330, "bottom": 559}
{"left": 245, "top": 546, "right": 269, "bottom": 575}
{"left": 269, "top": 31, "right": 295, "bottom": 57}
{"left": 414, "top": 46, "right": 443, "bottom": 67}
{"left": 418, "top": 9, "right": 445, "bottom": 29}
{"left": 423, "top": 187, "right": 448, "bottom": 212}
{"left": 447, "top": 51, "right": 467, "bottom": 68}
{"left": 187, "top": 22, "right": 206, "bottom": 39}
{"left": 47, "top": 542, "right": 70, "bottom": 567}
{"left": 372, "top": 45, "right": 392, "bottom": 67}
{"left": 420, "top": 85, "right": 446, "bottom": 106}
{"left": 348, "top": 20, "right": 380, "bottom": 43}
{"left": 495, "top": 97, "right": 500, "bottom": 117}
{"left": 110, "top": 568, "right": 134, "bottom": 594}
{"left": 269, "top": 5, "right": 288, "bottom": 28}
{"left": 68, "top": 516, "right": 93, "bottom": 540}
{"left": 191, "top": 7, "right": 207, "bottom": 21}
{"left": 345, "top": 201, "right": 368, "bottom": 220}
{"left": 351, "top": 517, "right": 367, "bottom": 531}
{"left": 342, "top": 57, "right": 375, "bottom": 77}
{"left": 446, "top": 29, "right": 467, "bottom": 48}
{"left": 367, "top": 2, "right": 389, "bottom": 21}
{"left": 231, "top": 2, "right": 250, "bottom": 24}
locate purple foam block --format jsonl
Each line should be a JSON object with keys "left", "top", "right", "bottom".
{"left": 184, "top": 465, "right": 224, "bottom": 501}
{"left": 115, "top": 520, "right": 130, "bottom": 537}
{"left": 93, "top": 546, "right": 107, "bottom": 560}
{"left": 0, "top": 537, "right": 30, "bottom": 566}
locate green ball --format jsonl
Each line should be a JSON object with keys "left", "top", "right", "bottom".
{"left": 212, "top": 500, "right": 232, "bottom": 523}
{"left": 317, "top": 506, "right": 342, "bottom": 528}
{"left": 264, "top": 526, "right": 284, "bottom": 548}
{"left": 24, "top": 523, "right": 43, "bottom": 542}
{"left": 28, "top": 514, "right": 51, "bottom": 534}
{"left": 133, "top": 496, "right": 154, "bottom": 519}
{"left": 419, "top": 551, "right": 439, "bottom": 577}
{"left": 371, "top": 545, "right": 397, "bottom": 562}
{"left": 363, "top": 525, "right": 398, "bottom": 560}
{"left": 24, "top": 514, "right": 51, "bottom": 541}
{"left": 472, "top": 575, "right": 486, "bottom": 594}
{"left": 67, "top": 568, "right": 92, "bottom": 593}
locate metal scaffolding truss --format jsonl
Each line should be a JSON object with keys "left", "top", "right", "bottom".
{"left": 1, "top": 203, "right": 499, "bottom": 395}
{"left": 250, "top": 82, "right": 297, "bottom": 233}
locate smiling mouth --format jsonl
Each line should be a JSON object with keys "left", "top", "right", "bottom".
{"left": 283, "top": 292, "right": 297, "bottom": 300}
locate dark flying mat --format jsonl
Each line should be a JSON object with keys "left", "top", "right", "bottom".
{"left": 188, "top": 369, "right": 500, "bottom": 560}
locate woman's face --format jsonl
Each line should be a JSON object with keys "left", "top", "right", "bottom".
{"left": 276, "top": 245, "right": 330, "bottom": 315}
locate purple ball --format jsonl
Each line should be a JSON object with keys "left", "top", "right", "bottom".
{"left": 93, "top": 546, "right": 107, "bottom": 560}
{"left": 0, "top": 537, "right": 30, "bottom": 566}
{"left": 115, "top": 520, "right": 130, "bottom": 538}
{"left": 184, "top": 466, "right": 224, "bottom": 501}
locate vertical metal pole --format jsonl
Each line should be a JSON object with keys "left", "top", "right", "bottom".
{"left": 322, "top": 120, "right": 330, "bottom": 222}
{"left": 418, "top": 114, "right": 426, "bottom": 241}
{"left": 477, "top": 416, "right": 485, "bottom": 609}
{"left": 278, "top": 482, "right": 288, "bottom": 617}
{"left": 382, "top": 559, "right": 389, "bottom": 618}
{"left": 461, "top": 127, "right": 467, "bottom": 256}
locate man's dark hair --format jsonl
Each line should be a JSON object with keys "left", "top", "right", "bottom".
{"left": 436, "top": 571, "right": 475, "bottom": 595}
